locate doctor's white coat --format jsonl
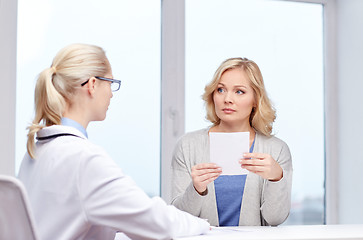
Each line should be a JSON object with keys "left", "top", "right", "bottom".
{"left": 18, "top": 125, "right": 209, "bottom": 240}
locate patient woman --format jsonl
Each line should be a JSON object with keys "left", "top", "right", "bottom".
{"left": 171, "top": 57, "right": 292, "bottom": 226}
{"left": 18, "top": 43, "right": 209, "bottom": 240}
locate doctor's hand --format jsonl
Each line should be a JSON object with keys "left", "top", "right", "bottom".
{"left": 191, "top": 163, "right": 222, "bottom": 195}
{"left": 239, "top": 153, "right": 283, "bottom": 181}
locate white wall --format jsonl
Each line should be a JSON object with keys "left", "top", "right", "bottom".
{"left": 0, "top": 0, "right": 17, "bottom": 176}
{"left": 336, "top": 0, "right": 363, "bottom": 224}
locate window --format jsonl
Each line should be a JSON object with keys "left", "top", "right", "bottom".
{"left": 16, "top": 0, "right": 329, "bottom": 224}
{"left": 16, "top": 0, "right": 161, "bottom": 196}
{"left": 185, "top": 0, "right": 325, "bottom": 224}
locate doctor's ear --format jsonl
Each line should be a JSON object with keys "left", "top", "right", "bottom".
{"left": 86, "top": 77, "right": 97, "bottom": 96}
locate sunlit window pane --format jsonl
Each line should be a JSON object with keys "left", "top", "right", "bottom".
{"left": 185, "top": 0, "right": 324, "bottom": 224}
{"left": 16, "top": 0, "right": 161, "bottom": 196}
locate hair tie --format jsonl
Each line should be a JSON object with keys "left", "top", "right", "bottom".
{"left": 51, "top": 66, "right": 57, "bottom": 73}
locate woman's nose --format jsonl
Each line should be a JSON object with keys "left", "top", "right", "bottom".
{"left": 224, "top": 92, "right": 233, "bottom": 103}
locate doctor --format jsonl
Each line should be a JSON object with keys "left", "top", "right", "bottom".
{"left": 18, "top": 43, "right": 209, "bottom": 240}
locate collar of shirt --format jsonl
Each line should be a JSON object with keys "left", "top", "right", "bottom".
{"left": 61, "top": 117, "right": 88, "bottom": 138}
{"left": 249, "top": 135, "right": 256, "bottom": 153}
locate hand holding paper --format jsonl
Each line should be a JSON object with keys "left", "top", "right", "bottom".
{"left": 240, "top": 152, "right": 283, "bottom": 181}
{"left": 191, "top": 163, "right": 222, "bottom": 194}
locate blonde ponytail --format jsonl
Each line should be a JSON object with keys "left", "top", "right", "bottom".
{"left": 26, "top": 43, "right": 110, "bottom": 159}
{"left": 27, "top": 67, "right": 66, "bottom": 158}
{"left": 26, "top": 124, "right": 44, "bottom": 159}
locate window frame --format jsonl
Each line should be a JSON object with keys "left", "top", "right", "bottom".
{"left": 1, "top": 0, "right": 338, "bottom": 224}
{"left": 0, "top": 0, "right": 17, "bottom": 176}
{"left": 160, "top": 0, "right": 338, "bottom": 224}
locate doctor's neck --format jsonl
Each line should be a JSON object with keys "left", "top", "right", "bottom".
{"left": 63, "top": 103, "right": 90, "bottom": 130}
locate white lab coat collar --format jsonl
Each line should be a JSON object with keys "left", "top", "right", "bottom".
{"left": 36, "top": 125, "right": 88, "bottom": 141}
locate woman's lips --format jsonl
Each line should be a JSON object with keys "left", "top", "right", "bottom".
{"left": 222, "top": 108, "right": 236, "bottom": 113}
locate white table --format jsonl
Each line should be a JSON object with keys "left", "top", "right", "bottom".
{"left": 174, "top": 224, "right": 363, "bottom": 240}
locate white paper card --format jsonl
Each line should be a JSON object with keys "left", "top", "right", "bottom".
{"left": 209, "top": 132, "right": 249, "bottom": 175}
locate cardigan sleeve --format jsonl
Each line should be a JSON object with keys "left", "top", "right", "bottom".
{"left": 260, "top": 139, "right": 293, "bottom": 226}
{"left": 170, "top": 136, "right": 208, "bottom": 217}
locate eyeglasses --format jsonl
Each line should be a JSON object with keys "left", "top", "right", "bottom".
{"left": 81, "top": 76, "right": 121, "bottom": 92}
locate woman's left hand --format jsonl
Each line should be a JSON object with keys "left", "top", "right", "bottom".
{"left": 239, "top": 153, "right": 283, "bottom": 181}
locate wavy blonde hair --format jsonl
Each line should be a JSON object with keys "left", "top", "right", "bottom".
{"left": 27, "top": 43, "right": 111, "bottom": 159}
{"left": 202, "top": 57, "right": 276, "bottom": 136}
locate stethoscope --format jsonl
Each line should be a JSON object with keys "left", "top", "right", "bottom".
{"left": 36, "top": 133, "right": 81, "bottom": 141}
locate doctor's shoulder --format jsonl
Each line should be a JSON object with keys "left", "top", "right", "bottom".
{"left": 71, "top": 140, "right": 126, "bottom": 179}
{"left": 57, "top": 135, "right": 118, "bottom": 168}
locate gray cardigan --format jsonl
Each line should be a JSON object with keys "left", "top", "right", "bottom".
{"left": 170, "top": 128, "right": 293, "bottom": 226}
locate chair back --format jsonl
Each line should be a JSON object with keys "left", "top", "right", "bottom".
{"left": 0, "top": 175, "right": 39, "bottom": 240}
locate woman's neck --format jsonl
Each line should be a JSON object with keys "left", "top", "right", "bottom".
{"left": 211, "top": 121, "right": 252, "bottom": 133}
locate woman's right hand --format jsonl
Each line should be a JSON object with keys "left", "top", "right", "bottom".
{"left": 191, "top": 163, "right": 222, "bottom": 195}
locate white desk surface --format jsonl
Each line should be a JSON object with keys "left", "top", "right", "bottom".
{"left": 174, "top": 224, "right": 363, "bottom": 240}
